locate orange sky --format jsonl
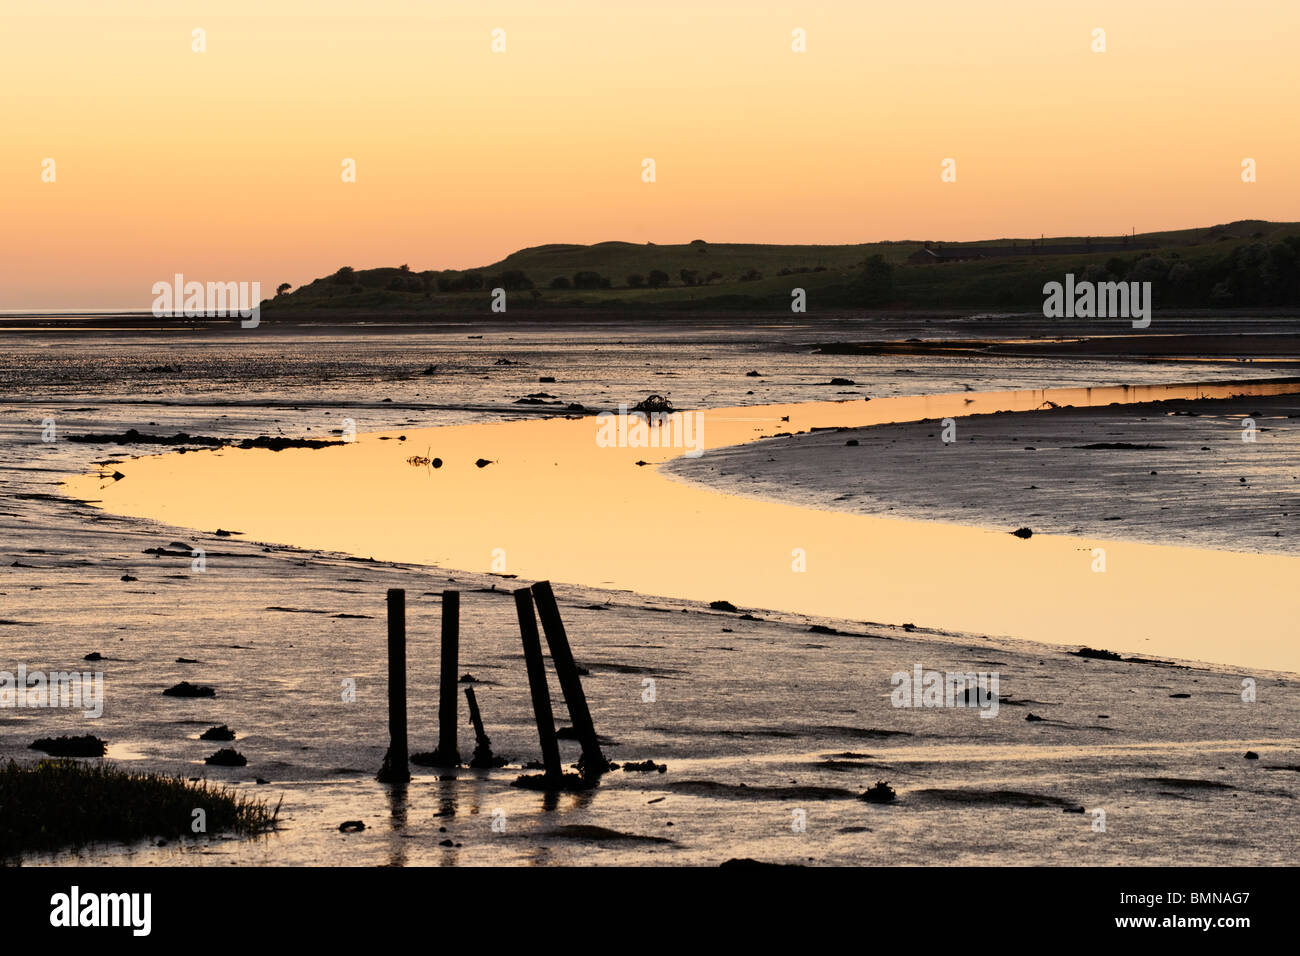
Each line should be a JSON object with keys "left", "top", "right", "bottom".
{"left": 2, "top": 0, "right": 1297, "bottom": 308}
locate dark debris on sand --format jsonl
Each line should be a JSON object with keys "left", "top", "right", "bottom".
{"left": 204, "top": 748, "right": 247, "bottom": 767}
{"left": 30, "top": 735, "right": 107, "bottom": 758}
{"left": 860, "top": 780, "right": 897, "bottom": 803}
{"left": 67, "top": 429, "right": 345, "bottom": 451}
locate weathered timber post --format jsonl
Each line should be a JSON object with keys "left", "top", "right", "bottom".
{"left": 514, "top": 587, "right": 562, "bottom": 782}
{"left": 531, "top": 580, "right": 607, "bottom": 776}
{"left": 464, "top": 686, "right": 505, "bottom": 768}
{"left": 428, "top": 589, "right": 461, "bottom": 766}
{"left": 377, "top": 588, "right": 410, "bottom": 783}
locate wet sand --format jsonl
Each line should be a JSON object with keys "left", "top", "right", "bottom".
{"left": 668, "top": 393, "right": 1300, "bottom": 556}
{"left": 7, "top": 521, "right": 1299, "bottom": 866}
{"left": 4, "top": 324, "right": 1300, "bottom": 865}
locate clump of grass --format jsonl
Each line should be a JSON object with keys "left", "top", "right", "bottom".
{"left": 0, "top": 759, "right": 279, "bottom": 860}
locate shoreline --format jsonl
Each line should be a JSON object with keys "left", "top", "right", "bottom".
{"left": 61, "top": 376, "right": 1300, "bottom": 674}
{"left": 667, "top": 392, "right": 1300, "bottom": 558}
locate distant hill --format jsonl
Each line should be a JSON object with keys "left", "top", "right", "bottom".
{"left": 266, "top": 220, "right": 1300, "bottom": 314}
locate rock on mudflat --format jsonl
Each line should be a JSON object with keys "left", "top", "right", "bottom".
{"left": 204, "top": 748, "right": 246, "bottom": 767}
{"left": 29, "top": 734, "right": 107, "bottom": 757}
{"left": 861, "top": 780, "right": 896, "bottom": 803}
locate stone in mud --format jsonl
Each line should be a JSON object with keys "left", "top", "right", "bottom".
{"left": 200, "top": 724, "right": 236, "bottom": 741}
{"left": 1070, "top": 647, "right": 1123, "bottom": 661}
{"left": 163, "top": 681, "right": 216, "bottom": 698}
{"left": 633, "top": 395, "right": 674, "bottom": 415}
{"left": 338, "top": 820, "right": 365, "bottom": 833}
{"left": 30, "top": 734, "right": 107, "bottom": 757}
{"left": 1011, "top": 527, "right": 1033, "bottom": 539}
{"left": 204, "top": 748, "right": 246, "bottom": 767}
{"left": 709, "top": 600, "right": 740, "bottom": 612}
{"left": 621, "top": 760, "right": 667, "bottom": 773}
{"left": 474, "top": 458, "right": 493, "bottom": 468}
{"left": 861, "top": 780, "right": 896, "bottom": 803}
{"left": 719, "top": 858, "right": 804, "bottom": 869}
{"left": 1025, "top": 712, "right": 1044, "bottom": 721}
{"left": 83, "top": 652, "right": 104, "bottom": 661}
{"left": 1245, "top": 751, "right": 1259, "bottom": 760}
{"left": 511, "top": 772, "right": 594, "bottom": 792}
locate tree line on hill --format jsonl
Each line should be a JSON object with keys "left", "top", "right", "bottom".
{"left": 318, "top": 263, "right": 840, "bottom": 295}
{"left": 285, "top": 234, "right": 1300, "bottom": 310}
{"left": 1070, "top": 237, "right": 1300, "bottom": 307}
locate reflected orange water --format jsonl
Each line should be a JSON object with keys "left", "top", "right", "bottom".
{"left": 64, "top": 379, "right": 1300, "bottom": 674}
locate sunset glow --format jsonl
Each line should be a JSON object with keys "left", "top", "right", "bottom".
{"left": 4, "top": 0, "right": 1298, "bottom": 307}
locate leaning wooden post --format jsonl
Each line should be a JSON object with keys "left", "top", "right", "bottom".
{"left": 464, "top": 686, "right": 504, "bottom": 768}
{"left": 377, "top": 588, "right": 410, "bottom": 783}
{"left": 532, "top": 580, "right": 607, "bottom": 775}
{"left": 514, "top": 587, "right": 561, "bottom": 781}
{"left": 429, "top": 589, "right": 461, "bottom": 766}
{"left": 465, "top": 687, "right": 488, "bottom": 748}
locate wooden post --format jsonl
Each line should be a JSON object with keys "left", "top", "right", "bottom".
{"left": 514, "top": 587, "right": 561, "bottom": 781}
{"left": 465, "top": 686, "right": 488, "bottom": 747}
{"left": 430, "top": 589, "right": 461, "bottom": 766}
{"left": 464, "top": 686, "right": 506, "bottom": 768}
{"left": 531, "top": 580, "right": 606, "bottom": 774}
{"left": 377, "top": 588, "right": 410, "bottom": 783}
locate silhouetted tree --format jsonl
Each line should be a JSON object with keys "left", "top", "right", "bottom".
{"left": 856, "top": 255, "right": 893, "bottom": 307}
{"left": 488, "top": 270, "right": 534, "bottom": 291}
{"left": 647, "top": 270, "right": 670, "bottom": 288}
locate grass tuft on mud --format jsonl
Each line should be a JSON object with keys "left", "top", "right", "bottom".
{"left": 0, "top": 759, "right": 278, "bottom": 860}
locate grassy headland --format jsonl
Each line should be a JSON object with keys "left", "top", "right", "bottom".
{"left": 266, "top": 220, "right": 1300, "bottom": 315}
